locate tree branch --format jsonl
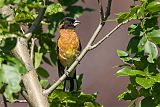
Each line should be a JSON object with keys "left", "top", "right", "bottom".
{"left": 25, "top": 0, "right": 49, "bottom": 39}
{"left": 1, "top": 100, "right": 27, "bottom": 103}
{"left": 43, "top": 0, "right": 114, "bottom": 95}
{"left": 105, "top": 0, "right": 112, "bottom": 19}
{"left": 90, "top": 20, "right": 129, "bottom": 50}
{"left": 30, "top": 38, "right": 37, "bottom": 62}
{"left": 11, "top": 0, "right": 49, "bottom": 106}
{"left": 97, "top": 0, "right": 104, "bottom": 23}
{"left": 2, "top": 95, "right": 7, "bottom": 107}
{"left": 21, "top": 91, "right": 32, "bottom": 105}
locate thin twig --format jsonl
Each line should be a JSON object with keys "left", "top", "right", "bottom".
{"left": 15, "top": 100, "right": 27, "bottom": 103}
{"left": 105, "top": 0, "right": 112, "bottom": 20}
{"left": 25, "top": 0, "right": 49, "bottom": 39}
{"left": 21, "top": 91, "right": 35, "bottom": 106}
{"left": 2, "top": 95, "right": 7, "bottom": 107}
{"left": 1, "top": 100, "right": 27, "bottom": 103}
{"left": 20, "top": 26, "right": 25, "bottom": 34}
{"left": 43, "top": 0, "right": 113, "bottom": 95}
{"left": 90, "top": 20, "right": 129, "bottom": 50}
{"left": 97, "top": 0, "right": 104, "bottom": 23}
{"left": 30, "top": 38, "right": 37, "bottom": 62}
{"left": 21, "top": 91, "right": 30, "bottom": 103}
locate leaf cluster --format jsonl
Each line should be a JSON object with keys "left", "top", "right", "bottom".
{"left": 48, "top": 74, "right": 102, "bottom": 107}
{"left": 116, "top": 0, "right": 160, "bottom": 106}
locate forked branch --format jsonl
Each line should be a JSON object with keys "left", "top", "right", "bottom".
{"left": 43, "top": 0, "right": 129, "bottom": 95}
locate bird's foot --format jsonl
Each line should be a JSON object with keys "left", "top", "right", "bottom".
{"left": 75, "top": 55, "right": 80, "bottom": 64}
{"left": 64, "top": 67, "right": 69, "bottom": 77}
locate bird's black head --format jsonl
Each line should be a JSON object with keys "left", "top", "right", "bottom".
{"left": 59, "top": 17, "right": 80, "bottom": 29}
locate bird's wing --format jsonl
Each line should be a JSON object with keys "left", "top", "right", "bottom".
{"left": 57, "top": 45, "right": 65, "bottom": 77}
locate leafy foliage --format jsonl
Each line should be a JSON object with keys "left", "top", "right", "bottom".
{"left": 49, "top": 74, "right": 102, "bottom": 107}
{"left": 0, "top": 55, "right": 26, "bottom": 102}
{"left": 116, "top": 0, "right": 160, "bottom": 106}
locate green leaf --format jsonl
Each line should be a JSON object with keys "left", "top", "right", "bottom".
{"left": 0, "top": 0, "right": 4, "bottom": 7}
{"left": 10, "top": 23, "right": 21, "bottom": 35}
{"left": 144, "top": 41, "right": 158, "bottom": 63}
{"left": 136, "top": 77, "right": 155, "bottom": 89}
{"left": 129, "top": 6, "right": 138, "bottom": 18}
{"left": 118, "top": 90, "right": 138, "bottom": 101}
{"left": 49, "top": 90, "right": 102, "bottom": 107}
{"left": 152, "top": 83, "right": 160, "bottom": 105}
{"left": 47, "top": 12, "right": 65, "bottom": 34}
{"left": 40, "top": 79, "right": 48, "bottom": 88}
{"left": 117, "top": 49, "right": 130, "bottom": 62}
{"left": 118, "top": 84, "right": 139, "bottom": 100}
{"left": 15, "top": 6, "right": 35, "bottom": 23}
{"left": 84, "top": 102, "right": 95, "bottom": 107}
{"left": 117, "top": 50, "right": 128, "bottom": 57}
{"left": 116, "top": 12, "right": 130, "bottom": 23}
{"left": 139, "top": 88, "right": 151, "bottom": 97}
{"left": 49, "top": 43, "right": 57, "bottom": 66}
{"left": 127, "top": 37, "right": 139, "bottom": 54}
{"left": 146, "top": 1, "right": 160, "bottom": 13}
{"left": 149, "top": 74, "right": 160, "bottom": 83}
{"left": 37, "top": 67, "right": 49, "bottom": 78}
{"left": 1, "top": 64, "right": 21, "bottom": 102}
{"left": 116, "top": 67, "right": 145, "bottom": 76}
{"left": 127, "top": 37, "right": 144, "bottom": 53}
{"left": 0, "top": 37, "right": 17, "bottom": 54}
{"left": 137, "top": 1, "right": 146, "bottom": 18}
{"left": 139, "top": 97, "right": 155, "bottom": 107}
{"left": 137, "top": 36, "right": 147, "bottom": 52}
{"left": 34, "top": 52, "right": 43, "bottom": 69}
{"left": 147, "top": 29, "right": 160, "bottom": 44}
{"left": 143, "top": 17, "right": 158, "bottom": 31}
{"left": 46, "top": 3, "right": 63, "bottom": 15}
{"left": 128, "top": 24, "right": 144, "bottom": 36}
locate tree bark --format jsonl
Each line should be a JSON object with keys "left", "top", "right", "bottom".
{"left": 13, "top": 38, "right": 49, "bottom": 107}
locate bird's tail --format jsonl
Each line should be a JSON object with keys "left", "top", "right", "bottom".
{"left": 63, "top": 70, "right": 77, "bottom": 92}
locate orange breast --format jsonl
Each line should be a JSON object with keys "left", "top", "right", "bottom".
{"left": 58, "top": 29, "right": 80, "bottom": 67}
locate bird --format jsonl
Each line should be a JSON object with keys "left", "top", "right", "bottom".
{"left": 57, "top": 17, "right": 81, "bottom": 92}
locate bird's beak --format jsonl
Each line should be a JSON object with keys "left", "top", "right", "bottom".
{"left": 73, "top": 20, "right": 80, "bottom": 26}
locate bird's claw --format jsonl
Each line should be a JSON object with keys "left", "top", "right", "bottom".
{"left": 75, "top": 55, "right": 80, "bottom": 64}
{"left": 64, "top": 67, "right": 69, "bottom": 77}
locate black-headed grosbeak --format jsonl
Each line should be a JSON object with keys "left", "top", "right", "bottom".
{"left": 57, "top": 17, "right": 81, "bottom": 92}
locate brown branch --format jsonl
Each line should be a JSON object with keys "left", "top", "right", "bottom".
{"left": 97, "top": 0, "right": 104, "bottom": 23}
{"left": 25, "top": 0, "right": 49, "bottom": 39}
{"left": 1, "top": 100, "right": 27, "bottom": 103}
{"left": 30, "top": 38, "right": 37, "bottom": 62}
{"left": 12, "top": 37, "right": 49, "bottom": 107}
{"left": 21, "top": 91, "right": 34, "bottom": 106}
{"left": 90, "top": 20, "right": 129, "bottom": 50}
{"left": 2, "top": 95, "right": 7, "bottom": 107}
{"left": 105, "top": 0, "right": 112, "bottom": 20}
{"left": 15, "top": 100, "right": 27, "bottom": 103}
